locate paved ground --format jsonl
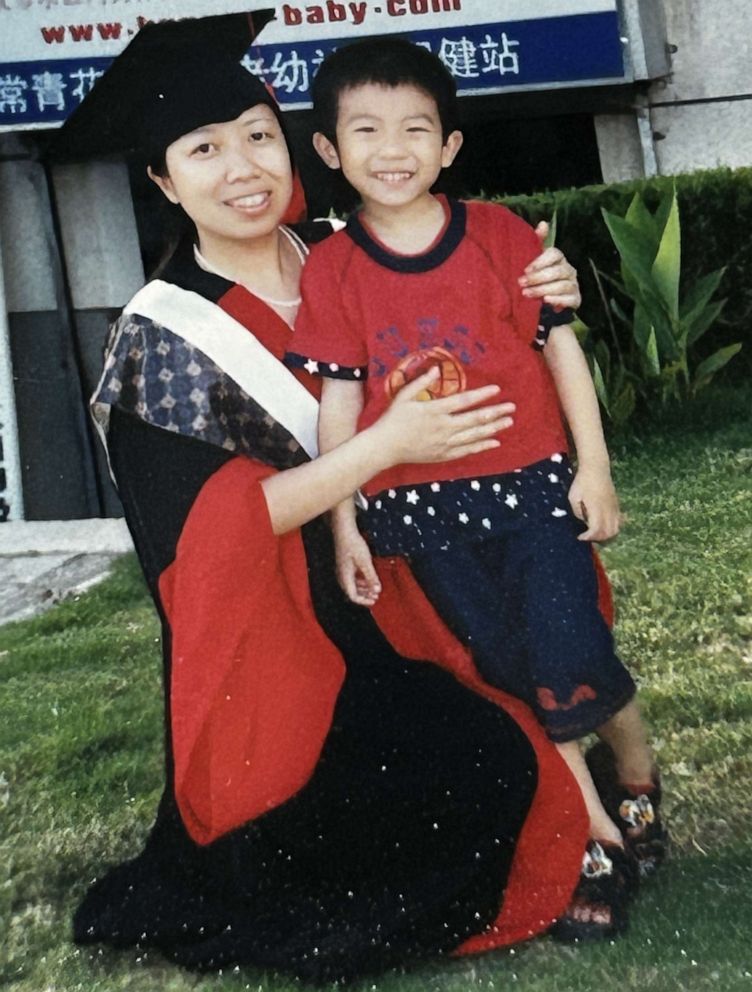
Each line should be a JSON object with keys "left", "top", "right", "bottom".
{"left": 0, "top": 519, "right": 133, "bottom": 625}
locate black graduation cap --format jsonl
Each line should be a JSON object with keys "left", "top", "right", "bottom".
{"left": 50, "top": 13, "right": 278, "bottom": 163}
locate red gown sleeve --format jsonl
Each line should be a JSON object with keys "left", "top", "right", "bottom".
{"left": 158, "top": 457, "right": 345, "bottom": 845}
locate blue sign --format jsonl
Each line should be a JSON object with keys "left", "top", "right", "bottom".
{"left": 249, "top": 12, "right": 625, "bottom": 106}
{"left": 0, "top": 58, "right": 111, "bottom": 128}
{"left": 0, "top": 9, "right": 625, "bottom": 128}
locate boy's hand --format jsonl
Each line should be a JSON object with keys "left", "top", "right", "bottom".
{"left": 332, "top": 520, "right": 382, "bottom": 607}
{"left": 568, "top": 465, "right": 621, "bottom": 542}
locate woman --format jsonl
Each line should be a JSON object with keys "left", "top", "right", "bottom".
{"left": 64, "top": 16, "right": 595, "bottom": 982}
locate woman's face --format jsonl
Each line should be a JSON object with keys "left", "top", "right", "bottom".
{"left": 150, "top": 104, "right": 293, "bottom": 247}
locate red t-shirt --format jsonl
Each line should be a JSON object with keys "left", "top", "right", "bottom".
{"left": 289, "top": 197, "right": 567, "bottom": 497}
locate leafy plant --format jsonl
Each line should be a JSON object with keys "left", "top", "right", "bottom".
{"left": 573, "top": 309, "right": 638, "bottom": 426}
{"left": 499, "top": 167, "right": 752, "bottom": 377}
{"left": 587, "top": 185, "right": 740, "bottom": 422}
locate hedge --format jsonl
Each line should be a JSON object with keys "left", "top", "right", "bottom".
{"left": 496, "top": 167, "right": 752, "bottom": 374}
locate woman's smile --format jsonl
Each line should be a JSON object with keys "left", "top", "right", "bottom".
{"left": 225, "top": 190, "right": 273, "bottom": 213}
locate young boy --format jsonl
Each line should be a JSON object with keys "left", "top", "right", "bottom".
{"left": 286, "top": 37, "right": 666, "bottom": 889}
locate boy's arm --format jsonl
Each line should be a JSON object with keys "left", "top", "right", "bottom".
{"left": 318, "top": 377, "right": 364, "bottom": 532}
{"left": 543, "top": 326, "right": 620, "bottom": 542}
{"left": 319, "top": 378, "right": 382, "bottom": 606}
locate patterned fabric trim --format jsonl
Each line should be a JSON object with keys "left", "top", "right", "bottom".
{"left": 285, "top": 352, "right": 368, "bottom": 381}
{"left": 92, "top": 313, "right": 310, "bottom": 477}
{"left": 122, "top": 280, "right": 320, "bottom": 459}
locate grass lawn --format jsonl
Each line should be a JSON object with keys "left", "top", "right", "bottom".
{"left": 1, "top": 385, "right": 751, "bottom": 992}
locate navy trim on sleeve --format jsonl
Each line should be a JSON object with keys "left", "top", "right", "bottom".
{"left": 540, "top": 303, "right": 575, "bottom": 327}
{"left": 285, "top": 352, "right": 368, "bottom": 381}
{"left": 532, "top": 304, "right": 576, "bottom": 351}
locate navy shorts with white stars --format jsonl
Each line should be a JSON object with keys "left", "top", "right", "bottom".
{"left": 361, "top": 455, "right": 636, "bottom": 742}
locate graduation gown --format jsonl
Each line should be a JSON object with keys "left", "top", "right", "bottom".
{"left": 74, "top": 232, "right": 589, "bottom": 982}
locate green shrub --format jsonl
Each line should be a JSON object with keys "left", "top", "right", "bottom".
{"left": 577, "top": 185, "right": 740, "bottom": 423}
{"left": 496, "top": 168, "right": 752, "bottom": 377}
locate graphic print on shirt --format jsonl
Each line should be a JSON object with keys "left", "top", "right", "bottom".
{"left": 372, "top": 318, "right": 487, "bottom": 400}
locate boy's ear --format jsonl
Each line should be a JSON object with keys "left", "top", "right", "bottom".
{"left": 441, "top": 130, "right": 464, "bottom": 169}
{"left": 147, "top": 165, "right": 180, "bottom": 205}
{"left": 312, "top": 131, "right": 342, "bottom": 171}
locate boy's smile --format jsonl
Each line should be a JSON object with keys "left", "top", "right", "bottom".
{"left": 314, "top": 82, "right": 462, "bottom": 219}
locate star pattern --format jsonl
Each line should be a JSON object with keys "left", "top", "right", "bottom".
{"left": 361, "top": 453, "right": 573, "bottom": 556}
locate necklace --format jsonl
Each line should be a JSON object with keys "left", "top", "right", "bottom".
{"left": 193, "top": 226, "right": 307, "bottom": 306}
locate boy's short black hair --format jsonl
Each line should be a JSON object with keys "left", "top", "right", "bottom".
{"left": 312, "top": 36, "right": 459, "bottom": 142}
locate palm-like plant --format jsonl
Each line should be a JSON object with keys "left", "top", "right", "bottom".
{"left": 585, "top": 186, "right": 740, "bottom": 423}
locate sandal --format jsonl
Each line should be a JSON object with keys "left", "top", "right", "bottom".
{"left": 549, "top": 839, "right": 639, "bottom": 942}
{"left": 586, "top": 741, "right": 669, "bottom": 877}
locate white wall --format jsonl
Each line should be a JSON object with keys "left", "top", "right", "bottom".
{"left": 53, "top": 161, "right": 144, "bottom": 311}
{"left": 650, "top": 0, "right": 752, "bottom": 174}
{"left": 596, "top": 0, "right": 752, "bottom": 182}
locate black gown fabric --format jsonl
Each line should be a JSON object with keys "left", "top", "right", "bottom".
{"left": 72, "top": 241, "right": 546, "bottom": 983}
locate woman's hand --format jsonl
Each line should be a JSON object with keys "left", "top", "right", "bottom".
{"left": 518, "top": 221, "right": 581, "bottom": 311}
{"left": 370, "top": 369, "right": 515, "bottom": 468}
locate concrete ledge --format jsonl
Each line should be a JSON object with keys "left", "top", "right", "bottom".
{"left": 2, "top": 551, "right": 124, "bottom": 625}
{"left": 0, "top": 518, "right": 133, "bottom": 556}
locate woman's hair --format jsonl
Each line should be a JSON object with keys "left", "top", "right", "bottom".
{"left": 312, "top": 36, "right": 460, "bottom": 143}
{"left": 143, "top": 151, "right": 197, "bottom": 278}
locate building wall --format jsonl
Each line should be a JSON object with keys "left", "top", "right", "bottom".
{"left": 650, "top": 0, "right": 752, "bottom": 174}
{"left": 596, "top": 0, "right": 752, "bottom": 182}
{"left": 53, "top": 159, "right": 145, "bottom": 517}
{"left": 0, "top": 135, "right": 142, "bottom": 519}
{"left": 0, "top": 134, "right": 97, "bottom": 520}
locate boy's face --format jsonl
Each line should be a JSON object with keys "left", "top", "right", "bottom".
{"left": 313, "top": 82, "right": 462, "bottom": 213}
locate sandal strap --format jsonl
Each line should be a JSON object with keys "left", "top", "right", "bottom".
{"left": 549, "top": 841, "right": 638, "bottom": 942}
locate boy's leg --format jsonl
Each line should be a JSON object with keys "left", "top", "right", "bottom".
{"left": 407, "top": 537, "right": 534, "bottom": 702}
{"left": 509, "top": 517, "right": 666, "bottom": 869}
{"left": 408, "top": 537, "right": 625, "bottom": 845}
{"left": 555, "top": 740, "right": 623, "bottom": 846}
{"left": 596, "top": 699, "right": 654, "bottom": 787}
{"left": 513, "top": 519, "right": 637, "bottom": 742}
{"left": 590, "top": 702, "right": 668, "bottom": 875}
